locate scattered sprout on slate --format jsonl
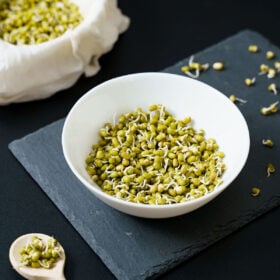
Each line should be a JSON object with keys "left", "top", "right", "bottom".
{"left": 244, "top": 77, "right": 256, "bottom": 86}
{"left": 267, "top": 83, "right": 278, "bottom": 95}
{"left": 229, "top": 94, "right": 247, "bottom": 104}
{"left": 259, "top": 65, "right": 277, "bottom": 78}
{"left": 259, "top": 64, "right": 269, "bottom": 75}
{"left": 262, "top": 139, "right": 274, "bottom": 148}
{"left": 248, "top": 45, "right": 259, "bottom": 53}
{"left": 266, "top": 163, "right": 275, "bottom": 177}
{"left": 181, "top": 55, "right": 209, "bottom": 78}
{"left": 274, "top": 61, "right": 280, "bottom": 72}
{"left": 251, "top": 187, "right": 261, "bottom": 197}
{"left": 212, "top": 62, "right": 224, "bottom": 71}
{"left": 260, "top": 101, "right": 279, "bottom": 115}
{"left": 267, "top": 68, "right": 276, "bottom": 78}
{"left": 266, "top": 51, "right": 275, "bottom": 60}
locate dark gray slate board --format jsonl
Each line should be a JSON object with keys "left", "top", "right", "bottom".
{"left": 9, "top": 30, "right": 280, "bottom": 280}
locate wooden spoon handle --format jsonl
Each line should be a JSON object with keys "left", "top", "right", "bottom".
{"left": 55, "top": 275, "right": 66, "bottom": 280}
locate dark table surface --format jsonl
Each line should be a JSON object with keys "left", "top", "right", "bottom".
{"left": 2, "top": 1, "right": 280, "bottom": 279}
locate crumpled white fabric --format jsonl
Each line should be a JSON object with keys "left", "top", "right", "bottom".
{"left": 0, "top": 0, "right": 129, "bottom": 105}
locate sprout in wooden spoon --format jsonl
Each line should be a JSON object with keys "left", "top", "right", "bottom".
{"left": 9, "top": 233, "right": 66, "bottom": 280}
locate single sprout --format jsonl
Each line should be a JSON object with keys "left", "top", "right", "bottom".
{"left": 181, "top": 55, "right": 209, "bottom": 78}
{"left": 251, "top": 187, "right": 261, "bottom": 197}
{"left": 259, "top": 64, "right": 269, "bottom": 75}
{"left": 260, "top": 101, "right": 279, "bottom": 115}
{"left": 212, "top": 62, "right": 224, "bottom": 71}
{"left": 229, "top": 94, "right": 247, "bottom": 104}
{"left": 267, "top": 68, "right": 276, "bottom": 79}
{"left": 244, "top": 77, "right": 256, "bottom": 86}
{"left": 248, "top": 45, "right": 259, "bottom": 53}
{"left": 266, "top": 163, "right": 275, "bottom": 177}
{"left": 266, "top": 51, "right": 275, "bottom": 60}
{"left": 267, "top": 83, "right": 278, "bottom": 95}
{"left": 274, "top": 61, "right": 280, "bottom": 72}
{"left": 262, "top": 139, "right": 274, "bottom": 147}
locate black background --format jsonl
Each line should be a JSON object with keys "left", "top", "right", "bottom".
{"left": 1, "top": 1, "right": 280, "bottom": 279}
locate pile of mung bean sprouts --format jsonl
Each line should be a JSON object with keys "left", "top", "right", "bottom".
{"left": 0, "top": 0, "right": 83, "bottom": 45}
{"left": 85, "top": 104, "right": 226, "bottom": 205}
{"left": 19, "top": 235, "right": 62, "bottom": 269}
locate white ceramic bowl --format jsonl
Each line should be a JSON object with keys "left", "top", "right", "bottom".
{"left": 62, "top": 72, "right": 250, "bottom": 218}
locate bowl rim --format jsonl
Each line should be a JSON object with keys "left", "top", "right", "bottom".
{"left": 62, "top": 72, "right": 250, "bottom": 211}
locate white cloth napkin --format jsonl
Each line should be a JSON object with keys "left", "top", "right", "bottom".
{"left": 0, "top": 0, "right": 130, "bottom": 105}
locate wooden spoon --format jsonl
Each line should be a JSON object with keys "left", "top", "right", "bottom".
{"left": 9, "top": 233, "right": 66, "bottom": 280}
